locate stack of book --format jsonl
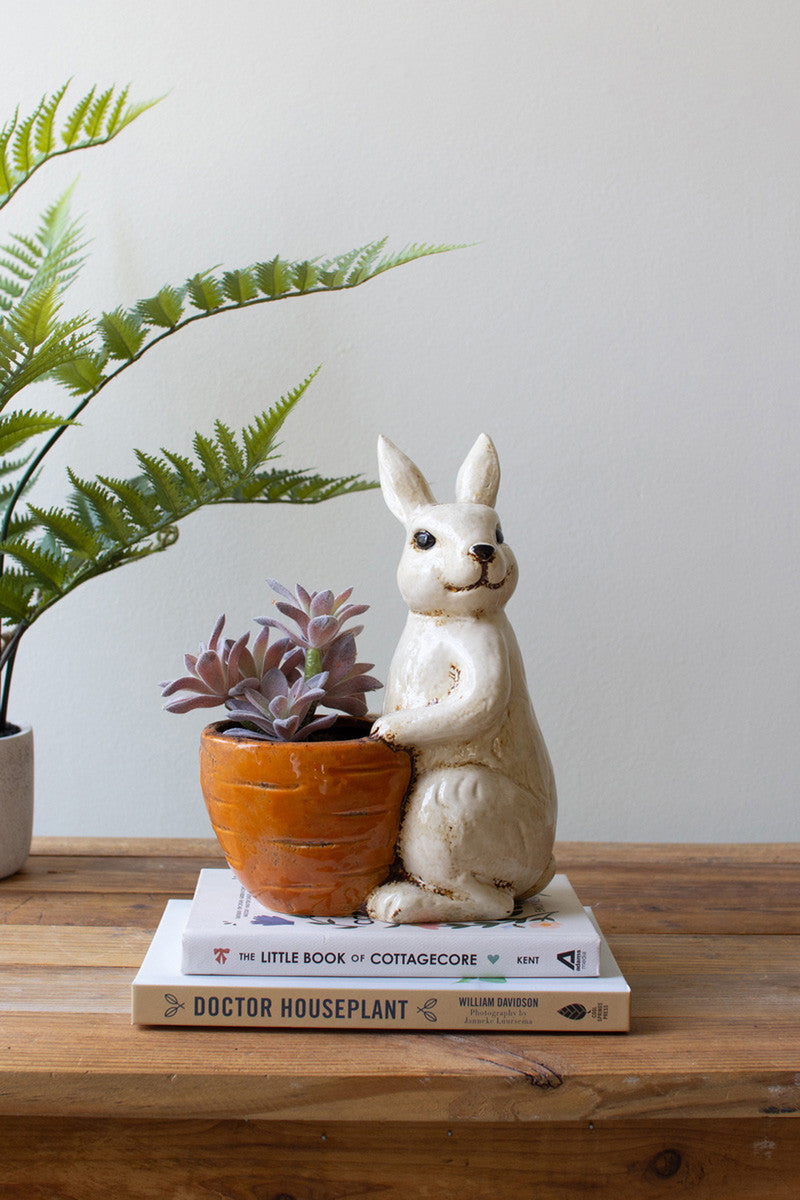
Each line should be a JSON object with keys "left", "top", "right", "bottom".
{"left": 132, "top": 870, "right": 630, "bottom": 1031}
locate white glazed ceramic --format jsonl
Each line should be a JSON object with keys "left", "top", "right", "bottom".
{"left": 367, "top": 434, "right": 557, "bottom": 923}
{"left": 0, "top": 723, "right": 33, "bottom": 879}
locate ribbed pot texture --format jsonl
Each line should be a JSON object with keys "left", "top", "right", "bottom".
{"left": 199, "top": 718, "right": 412, "bottom": 917}
{"left": 0, "top": 724, "right": 34, "bottom": 880}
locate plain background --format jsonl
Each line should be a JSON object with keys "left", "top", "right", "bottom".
{"left": 3, "top": 1, "right": 798, "bottom": 841}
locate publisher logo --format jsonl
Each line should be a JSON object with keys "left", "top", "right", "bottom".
{"left": 556, "top": 948, "right": 582, "bottom": 971}
{"left": 559, "top": 1003, "right": 587, "bottom": 1021}
{"left": 213, "top": 947, "right": 231, "bottom": 964}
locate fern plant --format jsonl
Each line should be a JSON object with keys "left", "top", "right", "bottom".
{"left": 0, "top": 82, "right": 458, "bottom": 733}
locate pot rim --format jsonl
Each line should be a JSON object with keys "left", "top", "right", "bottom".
{"left": 201, "top": 714, "right": 382, "bottom": 749}
{"left": 0, "top": 722, "right": 33, "bottom": 740}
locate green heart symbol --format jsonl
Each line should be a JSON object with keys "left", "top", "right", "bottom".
{"left": 488, "top": 954, "right": 500, "bottom": 964}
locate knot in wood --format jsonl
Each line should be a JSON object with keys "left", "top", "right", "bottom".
{"left": 650, "top": 1148, "right": 682, "bottom": 1179}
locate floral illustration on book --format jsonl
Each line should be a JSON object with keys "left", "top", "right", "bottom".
{"left": 250, "top": 895, "right": 563, "bottom": 931}
{"left": 163, "top": 993, "right": 186, "bottom": 1019}
{"left": 417, "top": 998, "right": 439, "bottom": 1023}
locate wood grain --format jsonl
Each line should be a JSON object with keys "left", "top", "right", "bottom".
{"left": 0, "top": 1117, "right": 798, "bottom": 1200}
{"left": 0, "top": 839, "right": 797, "bottom": 1195}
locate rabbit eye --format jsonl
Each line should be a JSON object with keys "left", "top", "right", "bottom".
{"left": 413, "top": 530, "right": 436, "bottom": 550}
{"left": 496, "top": 526, "right": 504, "bottom": 544}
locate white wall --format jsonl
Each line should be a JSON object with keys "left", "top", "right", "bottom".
{"left": 4, "top": 1, "right": 798, "bottom": 841}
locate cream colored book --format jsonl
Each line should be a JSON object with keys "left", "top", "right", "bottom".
{"left": 133, "top": 901, "right": 630, "bottom": 1032}
{"left": 181, "top": 869, "right": 602, "bottom": 977}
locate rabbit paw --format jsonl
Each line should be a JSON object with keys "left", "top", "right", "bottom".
{"left": 367, "top": 878, "right": 515, "bottom": 924}
{"left": 371, "top": 714, "right": 404, "bottom": 745}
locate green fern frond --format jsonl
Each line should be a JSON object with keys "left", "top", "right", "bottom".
{"left": 7, "top": 281, "right": 59, "bottom": 349}
{"left": 61, "top": 88, "right": 96, "bottom": 149}
{"left": 1, "top": 239, "right": 39, "bottom": 276}
{"left": 134, "top": 450, "right": 187, "bottom": 515}
{"left": 291, "top": 261, "right": 320, "bottom": 293}
{"left": 191, "top": 432, "right": 227, "bottom": 488}
{"left": 136, "top": 286, "right": 184, "bottom": 329}
{"left": 212, "top": 420, "right": 245, "bottom": 476}
{"left": 0, "top": 450, "right": 33, "bottom": 478}
{"left": 254, "top": 257, "right": 291, "bottom": 298}
{"left": 0, "top": 190, "right": 86, "bottom": 329}
{"left": 26, "top": 505, "right": 100, "bottom": 557}
{"left": 97, "top": 307, "right": 145, "bottom": 360}
{"left": 160, "top": 450, "right": 206, "bottom": 502}
{"left": 0, "top": 109, "right": 19, "bottom": 198}
{"left": 83, "top": 88, "right": 115, "bottom": 140}
{"left": 0, "top": 82, "right": 159, "bottom": 211}
{"left": 0, "top": 276, "right": 24, "bottom": 309}
{"left": 66, "top": 469, "right": 137, "bottom": 543}
{"left": 221, "top": 269, "right": 257, "bottom": 306}
{"left": 50, "top": 352, "right": 107, "bottom": 396}
{"left": 0, "top": 536, "right": 67, "bottom": 590}
{"left": 186, "top": 271, "right": 224, "bottom": 313}
{"left": 33, "top": 82, "right": 69, "bottom": 158}
{"left": 0, "top": 410, "right": 73, "bottom": 457}
{"left": 265, "top": 470, "right": 375, "bottom": 503}
{"left": 0, "top": 505, "right": 40, "bottom": 540}
{"left": 97, "top": 475, "right": 160, "bottom": 530}
{"left": 12, "top": 113, "right": 37, "bottom": 178}
{"left": 8, "top": 373, "right": 373, "bottom": 631}
{"left": 0, "top": 318, "right": 92, "bottom": 405}
{"left": 0, "top": 567, "right": 36, "bottom": 623}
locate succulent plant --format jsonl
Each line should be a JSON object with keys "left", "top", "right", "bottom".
{"left": 160, "top": 581, "right": 382, "bottom": 740}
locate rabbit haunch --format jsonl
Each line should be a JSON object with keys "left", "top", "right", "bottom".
{"left": 367, "top": 434, "right": 557, "bottom": 925}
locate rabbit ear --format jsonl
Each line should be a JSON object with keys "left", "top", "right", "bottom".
{"left": 377, "top": 435, "right": 437, "bottom": 523}
{"left": 455, "top": 433, "right": 500, "bottom": 506}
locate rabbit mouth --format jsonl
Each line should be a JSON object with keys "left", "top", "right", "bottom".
{"left": 444, "top": 566, "right": 510, "bottom": 594}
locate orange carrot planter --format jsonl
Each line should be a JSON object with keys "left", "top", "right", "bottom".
{"left": 199, "top": 718, "right": 412, "bottom": 917}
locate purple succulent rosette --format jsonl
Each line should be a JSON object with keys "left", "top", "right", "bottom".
{"left": 160, "top": 581, "right": 382, "bottom": 740}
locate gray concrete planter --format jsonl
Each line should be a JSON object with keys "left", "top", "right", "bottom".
{"left": 0, "top": 724, "right": 33, "bottom": 879}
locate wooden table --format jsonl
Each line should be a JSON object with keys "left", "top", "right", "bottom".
{"left": 0, "top": 839, "right": 798, "bottom": 1199}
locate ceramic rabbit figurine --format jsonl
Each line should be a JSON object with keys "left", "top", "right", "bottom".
{"left": 367, "top": 433, "right": 557, "bottom": 924}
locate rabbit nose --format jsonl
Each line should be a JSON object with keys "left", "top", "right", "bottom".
{"left": 470, "top": 543, "right": 496, "bottom": 563}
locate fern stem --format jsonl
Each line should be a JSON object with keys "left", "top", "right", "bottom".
{"left": 0, "top": 280, "right": 376, "bottom": 543}
{"left": 0, "top": 624, "right": 25, "bottom": 729}
{"left": 0, "top": 132, "right": 147, "bottom": 215}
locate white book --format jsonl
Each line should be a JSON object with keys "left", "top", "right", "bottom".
{"left": 181, "top": 869, "right": 601, "bottom": 977}
{"left": 134, "top": 901, "right": 630, "bottom": 1032}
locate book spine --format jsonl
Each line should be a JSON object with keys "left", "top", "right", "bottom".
{"left": 132, "top": 980, "right": 629, "bottom": 1031}
{"left": 181, "top": 932, "right": 601, "bottom": 978}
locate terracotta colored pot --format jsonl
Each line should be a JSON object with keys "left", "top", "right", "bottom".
{"left": 199, "top": 717, "right": 412, "bottom": 917}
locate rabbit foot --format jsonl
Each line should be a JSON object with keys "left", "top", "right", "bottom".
{"left": 366, "top": 878, "right": 515, "bottom": 925}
